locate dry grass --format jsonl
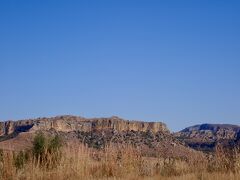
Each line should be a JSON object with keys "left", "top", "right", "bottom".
{"left": 0, "top": 143, "right": 240, "bottom": 180}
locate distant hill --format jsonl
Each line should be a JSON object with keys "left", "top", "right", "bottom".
{"left": 3, "top": 116, "right": 239, "bottom": 157}
{"left": 0, "top": 115, "right": 202, "bottom": 160}
{"left": 175, "top": 124, "right": 240, "bottom": 152}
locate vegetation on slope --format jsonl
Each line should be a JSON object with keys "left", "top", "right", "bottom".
{"left": 0, "top": 134, "right": 240, "bottom": 180}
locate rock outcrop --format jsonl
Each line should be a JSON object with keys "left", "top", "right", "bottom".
{"left": 0, "top": 115, "right": 204, "bottom": 160}
{"left": 0, "top": 115, "right": 169, "bottom": 137}
{"left": 175, "top": 124, "right": 240, "bottom": 152}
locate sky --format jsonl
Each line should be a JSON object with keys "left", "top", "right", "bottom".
{"left": 0, "top": 0, "right": 240, "bottom": 131}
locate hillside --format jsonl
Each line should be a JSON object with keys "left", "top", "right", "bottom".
{"left": 0, "top": 115, "right": 202, "bottom": 159}
{"left": 1, "top": 116, "right": 240, "bottom": 180}
{"left": 175, "top": 124, "right": 240, "bottom": 152}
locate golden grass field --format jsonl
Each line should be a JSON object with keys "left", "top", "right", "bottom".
{"left": 1, "top": 141, "right": 240, "bottom": 180}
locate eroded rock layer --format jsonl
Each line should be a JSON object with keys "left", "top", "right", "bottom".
{"left": 175, "top": 124, "right": 240, "bottom": 152}
{"left": 0, "top": 115, "right": 169, "bottom": 137}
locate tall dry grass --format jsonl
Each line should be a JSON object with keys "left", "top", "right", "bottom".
{"left": 0, "top": 141, "right": 240, "bottom": 179}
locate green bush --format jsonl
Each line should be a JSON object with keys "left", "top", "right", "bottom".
{"left": 32, "top": 133, "right": 63, "bottom": 167}
{"left": 49, "top": 135, "right": 62, "bottom": 153}
{"left": 33, "top": 132, "right": 47, "bottom": 160}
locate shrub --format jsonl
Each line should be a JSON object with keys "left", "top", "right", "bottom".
{"left": 33, "top": 132, "right": 47, "bottom": 161}
{"left": 48, "top": 135, "right": 62, "bottom": 153}
{"left": 47, "top": 135, "right": 63, "bottom": 166}
{"left": 32, "top": 133, "right": 63, "bottom": 167}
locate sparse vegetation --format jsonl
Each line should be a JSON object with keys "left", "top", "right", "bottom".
{"left": 32, "top": 133, "right": 62, "bottom": 167}
{"left": 0, "top": 117, "right": 239, "bottom": 179}
{"left": 13, "top": 150, "right": 29, "bottom": 170}
{"left": 0, "top": 140, "right": 240, "bottom": 180}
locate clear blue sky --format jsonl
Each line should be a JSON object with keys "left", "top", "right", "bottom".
{"left": 0, "top": 0, "right": 240, "bottom": 131}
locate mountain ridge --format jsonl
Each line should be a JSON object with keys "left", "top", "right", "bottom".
{"left": 1, "top": 115, "right": 239, "bottom": 158}
{"left": 0, "top": 115, "right": 203, "bottom": 160}
{"left": 0, "top": 115, "right": 169, "bottom": 137}
{"left": 175, "top": 123, "right": 240, "bottom": 152}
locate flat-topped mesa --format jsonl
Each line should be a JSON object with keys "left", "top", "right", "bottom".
{"left": 0, "top": 116, "right": 169, "bottom": 136}
{"left": 90, "top": 116, "right": 169, "bottom": 133}
{"left": 176, "top": 124, "right": 240, "bottom": 141}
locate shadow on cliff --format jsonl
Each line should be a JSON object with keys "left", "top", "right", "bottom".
{"left": 0, "top": 124, "right": 34, "bottom": 142}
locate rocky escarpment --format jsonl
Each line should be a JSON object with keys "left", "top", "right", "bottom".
{"left": 0, "top": 115, "right": 203, "bottom": 160}
{"left": 0, "top": 115, "right": 169, "bottom": 137}
{"left": 175, "top": 124, "right": 240, "bottom": 152}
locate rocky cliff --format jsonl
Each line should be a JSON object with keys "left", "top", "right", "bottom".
{"left": 175, "top": 124, "right": 240, "bottom": 152}
{"left": 0, "top": 115, "right": 169, "bottom": 137}
{"left": 0, "top": 115, "right": 203, "bottom": 159}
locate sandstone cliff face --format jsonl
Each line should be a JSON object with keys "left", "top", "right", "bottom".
{"left": 0, "top": 115, "right": 169, "bottom": 137}
{"left": 0, "top": 116, "right": 205, "bottom": 160}
{"left": 0, "top": 120, "right": 34, "bottom": 136}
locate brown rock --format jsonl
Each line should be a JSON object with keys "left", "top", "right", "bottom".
{"left": 0, "top": 115, "right": 169, "bottom": 136}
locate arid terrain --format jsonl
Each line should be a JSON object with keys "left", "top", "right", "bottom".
{"left": 0, "top": 115, "right": 240, "bottom": 180}
{"left": 175, "top": 123, "right": 240, "bottom": 152}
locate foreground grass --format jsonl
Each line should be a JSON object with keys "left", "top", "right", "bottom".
{"left": 0, "top": 134, "right": 240, "bottom": 180}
